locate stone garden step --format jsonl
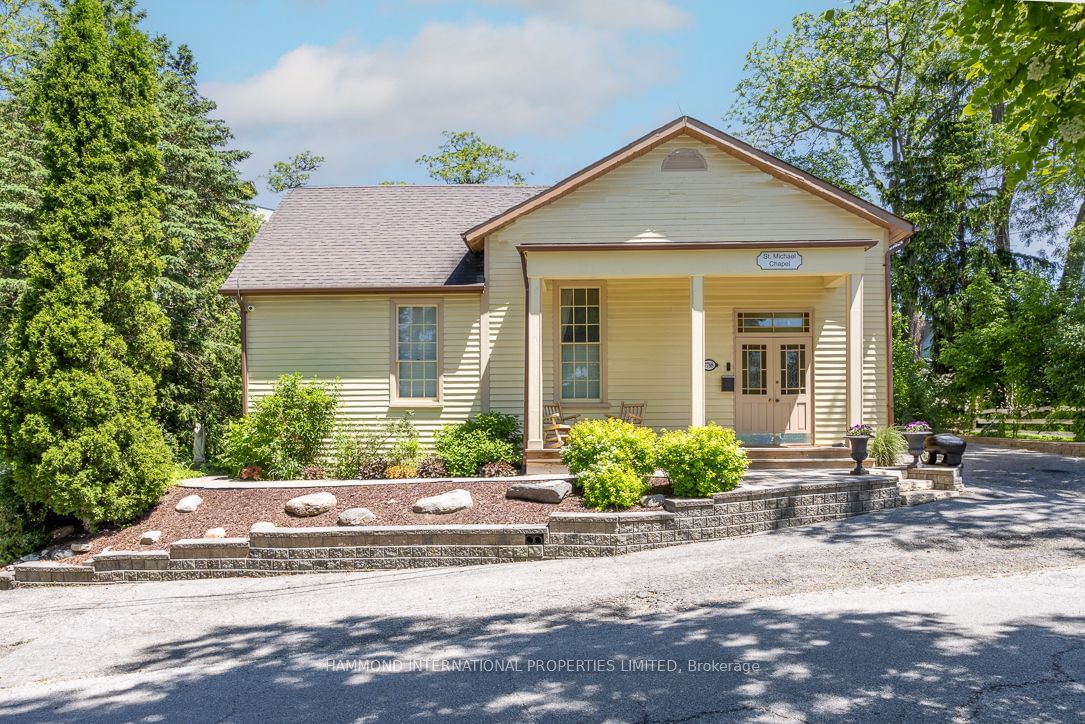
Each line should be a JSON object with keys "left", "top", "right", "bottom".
{"left": 899, "top": 489, "right": 958, "bottom": 506}
{"left": 897, "top": 478, "right": 935, "bottom": 493}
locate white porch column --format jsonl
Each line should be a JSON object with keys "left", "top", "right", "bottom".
{"left": 690, "top": 275, "right": 706, "bottom": 427}
{"left": 526, "top": 276, "right": 544, "bottom": 450}
{"left": 847, "top": 272, "right": 865, "bottom": 427}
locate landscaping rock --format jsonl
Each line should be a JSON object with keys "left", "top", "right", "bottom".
{"left": 640, "top": 494, "right": 666, "bottom": 508}
{"left": 70, "top": 542, "right": 92, "bottom": 553}
{"left": 41, "top": 545, "right": 72, "bottom": 561}
{"left": 175, "top": 494, "right": 203, "bottom": 513}
{"left": 51, "top": 525, "right": 77, "bottom": 541}
{"left": 250, "top": 521, "right": 276, "bottom": 533}
{"left": 412, "top": 489, "right": 473, "bottom": 514}
{"left": 140, "top": 531, "right": 162, "bottom": 545}
{"left": 338, "top": 508, "right": 377, "bottom": 526}
{"left": 506, "top": 480, "right": 572, "bottom": 504}
{"left": 15, "top": 553, "right": 40, "bottom": 564}
{"left": 204, "top": 528, "right": 226, "bottom": 538}
{"left": 285, "top": 492, "right": 337, "bottom": 517}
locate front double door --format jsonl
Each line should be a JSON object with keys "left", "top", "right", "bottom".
{"left": 735, "top": 336, "right": 812, "bottom": 443}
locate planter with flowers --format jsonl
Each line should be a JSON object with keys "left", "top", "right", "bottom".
{"left": 844, "top": 424, "right": 874, "bottom": 475}
{"left": 902, "top": 421, "right": 933, "bottom": 467}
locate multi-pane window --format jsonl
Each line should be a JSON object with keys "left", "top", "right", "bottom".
{"left": 559, "top": 287, "right": 601, "bottom": 400}
{"left": 737, "top": 311, "right": 810, "bottom": 334}
{"left": 741, "top": 344, "right": 768, "bottom": 395}
{"left": 780, "top": 343, "right": 808, "bottom": 395}
{"left": 396, "top": 305, "right": 438, "bottom": 399}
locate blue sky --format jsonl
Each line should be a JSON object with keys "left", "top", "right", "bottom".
{"left": 139, "top": 0, "right": 837, "bottom": 206}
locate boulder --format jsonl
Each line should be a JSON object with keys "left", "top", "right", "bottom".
{"left": 412, "top": 489, "right": 473, "bottom": 514}
{"left": 140, "top": 530, "right": 162, "bottom": 545}
{"left": 285, "top": 492, "right": 337, "bottom": 517}
{"left": 70, "top": 542, "right": 92, "bottom": 553}
{"left": 51, "top": 525, "right": 77, "bottom": 542}
{"left": 41, "top": 545, "right": 72, "bottom": 561}
{"left": 175, "top": 494, "right": 203, "bottom": 513}
{"left": 338, "top": 507, "right": 377, "bottom": 526}
{"left": 204, "top": 528, "right": 226, "bottom": 539}
{"left": 250, "top": 521, "right": 276, "bottom": 533}
{"left": 640, "top": 494, "right": 666, "bottom": 508}
{"left": 506, "top": 480, "right": 572, "bottom": 504}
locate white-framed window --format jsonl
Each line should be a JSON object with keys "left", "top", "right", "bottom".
{"left": 394, "top": 304, "right": 439, "bottom": 400}
{"left": 558, "top": 286, "right": 603, "bottom": 401}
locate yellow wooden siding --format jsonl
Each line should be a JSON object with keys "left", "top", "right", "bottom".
{"left": 245, "top": 294, "right": 482, "bottom": 447}
{"left": 485, "top": 132, "right": 891, "bottom": 439}
{"left": 538, "top": 278, "right": 692, "bottom": 429}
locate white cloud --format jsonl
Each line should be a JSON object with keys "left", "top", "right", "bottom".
{"left": 479, "top": 0, "right": 692, "bottom": 31}
{"left": 205, "top": 16, "right": 673, "bottom": 193}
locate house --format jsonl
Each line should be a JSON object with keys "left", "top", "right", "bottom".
{"left": 221, "top": 117, "right": 913, "bottom": 470}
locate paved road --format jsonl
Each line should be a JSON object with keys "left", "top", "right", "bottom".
{"left": 1, "top": 445, "right": 1083, "bottom": 722}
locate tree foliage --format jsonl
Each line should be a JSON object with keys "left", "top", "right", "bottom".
{"left": 265, "top": 149, "right": 324, "bottom": 193}
{"left": 416, "top": 130, "right": 527, "bottom": 185}
{"left": 0, "top": 0, "right": 173, "bottom": 526}
{"left": 154, "top": 39, "right": 258, "bottom": 460}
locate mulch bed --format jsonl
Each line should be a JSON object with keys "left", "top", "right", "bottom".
{"left": 62, "top": 482, "right": 590, "bottom": 564}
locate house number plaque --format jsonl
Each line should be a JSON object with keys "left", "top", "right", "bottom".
{"left": 704, "top": 359, "right": 718, "bottom": 371}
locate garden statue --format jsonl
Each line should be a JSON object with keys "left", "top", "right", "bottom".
{"left": 923, "top": 433, "right": 967, "bottom": 466}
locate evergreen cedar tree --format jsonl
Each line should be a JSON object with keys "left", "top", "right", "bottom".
{"left": 0, "top": 0, "right": 174, "bottom": 526}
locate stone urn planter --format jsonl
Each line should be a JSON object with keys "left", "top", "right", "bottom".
{"left": 845, "top": 424, "right": 874, "bottom": 475}
{"left": 903, "top": 432, "right": 930, "bottom": 467}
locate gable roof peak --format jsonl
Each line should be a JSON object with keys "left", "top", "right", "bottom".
{"left": 462, "top": 116, "right": 913, "bottom": 250}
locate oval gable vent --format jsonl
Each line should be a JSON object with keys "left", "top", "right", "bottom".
{"left": 661, "top": 148, "right": 707, "bottom": 172}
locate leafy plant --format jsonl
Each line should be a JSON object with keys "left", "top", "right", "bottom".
{"left": 416, "top": 456, "right": 448, "bottom": 478}
{"left": 434, "top": 426, "right": 518, "bottom": 477}
{"left": 302, "top": 465, "right": 325, "bottom": 480}
{"left": 217, "top": 374, "right": 339, "bottom": 480}
{"left": 386, "top": 413, "right": 422, "bottom": 466}
{"left": 578, "top": 462, "right": 647, "bottom": 511}
{"left": 461, "top": 413, "right": 522, "bottom": 458}
{"left": 869, "top": 427, "right": 908, "bottom": 467}
{"left": 385, "top": 465, "right": 417, "bottom": 479}
{"left": 480, "top": 461, "right": 517, "bottom": 478}
{"left": 655, "top": 424, "right": 748, "bottom": 498}
{"left": 845, "top": 424, "right": 875, "bottom": 437}
{"left": 561, "top": 418, "right": 657, "bottom": 478}
{"left": 357, "top": 457, "right": 388, "bottom": 481}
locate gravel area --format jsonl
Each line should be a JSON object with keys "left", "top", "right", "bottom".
{"left": 61, "top": 482, "right": 588, "bottom": 563}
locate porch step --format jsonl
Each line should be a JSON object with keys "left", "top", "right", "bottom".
{"left": 524, "top": 449, "right": 569, "bottom": 475}
{"left": 747, "top": 457, "right": 868, "bottom": 471}
{"left": 900, "top": 489, "right": 959, "bottom": 506}
{"left": 745, "top": 446, "right": 852, "bottom": 460}
{"left": 897, "top": 478, "right": 935, "bottom": 493}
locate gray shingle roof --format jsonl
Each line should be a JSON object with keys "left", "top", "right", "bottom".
{"left": 221, "top": 185, "right": 548, "bottom": 293}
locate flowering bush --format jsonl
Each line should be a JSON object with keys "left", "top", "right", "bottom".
{"left": 578, "top": 462, "right": 647, "bottom": 510}
{"left": 655, "top": 424, "right": 748, "bottom": 497}
{"left": 561, "top": 418, "right": 657, "bottom": 478}
{"left": 903, "top": 421, "right": 932, "bottom": 432}
{"left": 845, "top": 424, "right": 875, "bottom": 437}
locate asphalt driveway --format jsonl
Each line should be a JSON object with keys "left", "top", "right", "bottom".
{"left": 0, "top": 444, "right": 1082, "bottom": 722}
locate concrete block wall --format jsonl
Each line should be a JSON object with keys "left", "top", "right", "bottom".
{"left": 9, "top": 477, "right": 900, "bottom": 586}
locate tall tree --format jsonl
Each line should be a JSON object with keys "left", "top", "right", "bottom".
{"left": 153, "top": 40, "right": 259, "bottom": 461}
{"left": 954, "top": 0, "right": 1085, "bottom": 296}
{"left": 0, "top": 0, "right": 173, "bottom": 526}
{"left": 265, "top": 149, "right": 323, "bottom": 193}
{"left": 416, "top": 130, "right": 527, "bottom": 184}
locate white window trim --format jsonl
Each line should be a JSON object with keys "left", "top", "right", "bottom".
{"left": 552, "top": 281, "right": 608, "bottom": 405}
{"left": 389, "top": 299, "right": 444, "bottom": 408}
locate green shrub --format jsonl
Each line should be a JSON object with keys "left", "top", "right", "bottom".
{"left": 655, "top": 424, "right": 748, "bottom": 498}
{"left": 357, "top": 456, "right": 388, "bottom": 480}
{"left": 434, "top": 426, "right": 518, "bottom": 477}
{"left": 578, "top": 462, "right": 647, "bottom": 510}
{"left": 217, "top": 374, "right": 339, "bottom": 480}
{"left": 480, "top": 461, "right": 517, "bottom": 477}
{"left": 416, "top": 455, "right": 447, "bottom": 478}
{"left": 461, "top": 413, "right": 522, "bottom": 457}
{"left": 329, "top": 413, "right": 420, "bottom": 478}
{"left": 386, "top": 414, "right": 422, "bottom": 466}
{"left": 0, "top": 462, "right": 49, "bottom": 566}
{"left": 561, "top": 418, "right": 657, "bottom": 477}
{"left": 870, "top": 426, "right": 907, "bottom": 467}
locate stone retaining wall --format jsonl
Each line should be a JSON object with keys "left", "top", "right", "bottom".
{"left": 8, "top": 476, "right": 900, "bottom": 587}
{"left": 964, "top": 435, "right": 1085, "bottom": 458}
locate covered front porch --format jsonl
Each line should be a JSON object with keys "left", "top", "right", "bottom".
{"left": 519, "top": 241, "right": 881, "bottom": 459}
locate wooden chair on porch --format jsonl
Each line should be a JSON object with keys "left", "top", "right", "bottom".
{"left": 608, "top": 401, "right": 646, "bottom": 426}
{"left": 542, "top": 402, "right": 580, "bottom": 449}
